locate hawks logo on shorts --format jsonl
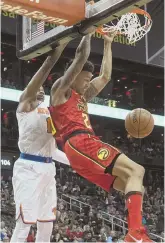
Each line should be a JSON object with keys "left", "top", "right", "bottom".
{"left": 97, "top": 148, "right": 110, "bottom": 160}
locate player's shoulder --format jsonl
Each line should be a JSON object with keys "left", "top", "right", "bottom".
{"left": 16, "top": 100, "right": 32, "bottom": 114}
{"left": 51, "top": 78, "right": 72, "bottom": 106}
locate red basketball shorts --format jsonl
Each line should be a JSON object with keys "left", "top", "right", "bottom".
{"left": 64, "top": 133, "right": 121, "bottom": 192}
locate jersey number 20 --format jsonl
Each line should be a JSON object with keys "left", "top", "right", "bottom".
{"left": 82, "top": 113, "right": 92, "bottom": 129}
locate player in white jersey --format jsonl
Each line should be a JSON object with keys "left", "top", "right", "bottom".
{"left": 10, "top": 44, "right": 70, "bottom": 243}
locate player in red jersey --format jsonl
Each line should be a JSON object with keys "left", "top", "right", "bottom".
{"left": 49, "top": 32, "right": 153, "bottom": 242}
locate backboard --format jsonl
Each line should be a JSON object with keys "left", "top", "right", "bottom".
{"left": 16, "top": 0, "right": 153, "bottom": 60}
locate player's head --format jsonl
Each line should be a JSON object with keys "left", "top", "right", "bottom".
{"left": 66, "top": 60, "right": 94, "bottom": 95}
{"left": 36, "top": 86, "right": 45, "bottom": 102}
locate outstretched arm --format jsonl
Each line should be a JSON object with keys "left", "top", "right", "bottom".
{"left": 51, "top": 33, "right": 92, "bottom": 96}
{"left": 84, "top": 33, "right": 115, "bottom": 101}
{"left": 19, "top": 43, "right": 68, "bottom": 102}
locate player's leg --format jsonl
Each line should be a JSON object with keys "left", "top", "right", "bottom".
{"left": 113, "top": 176, "right": 145, "bottom": 229}
{"left": 113, "top": 177, "right": 133, "bottom": 228}
{"left": 113, "top": 177, "right": 145, "bottom": 208}
{"left": 111, "top": 154, "right": 152, "bottom": 242}
{"left": 11, "top": 159, "right": 44, "bottom": 242}
{"left": 36, "top": 222, "right": 53, "bottom": 242}
{"left": 10, "top": 217, "right": 31, "bottom": 242}
{"left": 36, "top": 163, "right": 56, "bottom": 242}
{"left": 111, "top": 154, "right": 145, "bottom": 229}
{"left": 113, "top": 177, "right": 126, "bottom": 192}
{"left": 65, "top": 136, "right": 152, "bottom": 241}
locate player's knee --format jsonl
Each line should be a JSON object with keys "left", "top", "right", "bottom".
{"left": 112, "top": 154, "right": 145, "bottom": 181}
{"left": 131, "top": 163, "right": 145, "bottom": 180}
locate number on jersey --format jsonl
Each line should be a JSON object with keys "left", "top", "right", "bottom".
{"left": 82, "top": 113, "right": 92, "bottom": 129}
{"left": 46, "top": 117, "right": 56, "bottom": 135}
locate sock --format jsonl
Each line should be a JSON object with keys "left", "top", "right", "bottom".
{"left": 126, "top": 192, "right": 142, "bottom": 230}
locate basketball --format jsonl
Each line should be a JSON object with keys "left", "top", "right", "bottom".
{"left": 125, "top": 108, "right": 154, "bottom": 138}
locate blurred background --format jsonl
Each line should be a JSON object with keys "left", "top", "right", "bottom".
{"left": 1, "top": 0, "right": 164, "bottom": 242}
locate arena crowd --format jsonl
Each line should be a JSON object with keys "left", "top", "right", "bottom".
{"left": 1, "top": 55, "right": 164, "bottom": 243}
{"left": 1, "top": 76, "right": 164, "bottom": 116}
{"left": 1, "top": 89, "right": 164, "bottom": 242}
{"left": 1, "top": 111, "right": 164, "bottom": 162}
{"left": 1, "top": 159, "right": 164, "bottom": 242}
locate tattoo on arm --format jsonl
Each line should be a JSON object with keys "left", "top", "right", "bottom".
{"left": 52, "top": 34, "right": 92, "bottom": 95}
{"left": 75, "top": 34, "right": 92, "bottom": 58}
{"left": 84, "top": 83, "right": 98, "bottom": 102}
{"left": 84, "top": 41, "right": 112, "bottom": 101}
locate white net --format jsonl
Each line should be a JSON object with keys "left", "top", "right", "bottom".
{"left": 102, "top": 12, "right": 152, "bottom": 44}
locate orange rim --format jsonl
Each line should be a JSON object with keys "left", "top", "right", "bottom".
{"left": 96, "top": 8, "right": 152, "bottom": 36}
{"left": 96, "top": 26, "right": 106, "bottom": 35}
{"left": 131, "top": 8, "right": 151, "bottom": 20}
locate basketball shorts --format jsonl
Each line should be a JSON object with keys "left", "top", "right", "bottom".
{"left": 64, "top": 133, "right": 121, "bottom": 192}
{"left": 12, "top": 158, "right": 57, "bottom": 224}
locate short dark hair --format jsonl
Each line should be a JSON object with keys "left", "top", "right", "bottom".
{"left": 65, "top": 60, "right": 94, "bottom": 73}
{"left": 82, "top": 61, "right": 95, "bottom": 73}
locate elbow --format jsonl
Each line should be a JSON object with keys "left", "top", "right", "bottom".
{"left": 102, "top": 74, "right": 111, "bottom": 83}
{"left": 76, "top": 48, "right": 90, "bottom": 61}
{"left": 102, "top": 67, "right": 112, "bottom": 82}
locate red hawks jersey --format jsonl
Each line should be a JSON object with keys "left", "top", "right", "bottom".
{"left": 49, "top": 90, "right": 94, "bottom": 141}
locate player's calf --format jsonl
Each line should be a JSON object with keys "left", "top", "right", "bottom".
{"left": 110, "top": 154, "right": 153, "bottom": 242}
{"left": 110, "top": 154, "right": 145, "bottom": 230}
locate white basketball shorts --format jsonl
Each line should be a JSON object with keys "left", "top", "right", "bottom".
{"left": 12, "top": 158, "right": 57, "bottom": 224}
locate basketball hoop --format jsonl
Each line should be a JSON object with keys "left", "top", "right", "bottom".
{"left": 96, "top": 9, "right": 152, "bottom": 44}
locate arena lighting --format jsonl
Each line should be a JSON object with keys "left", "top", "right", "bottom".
{"left": 48, "top": 75, "right": 52, "bottom": 81}
{"left": 126, "top": 91, "right": 131, "bottom": 96}
{"left": 121, "top": 76, "right": 127, "bottom": 80}
{"left": 156, "top": 85, "right": 161, "bottom": 88}
{"left": 0, "top": 88, "right": 164, "bottom": 127}
{"left": 31, "top": 58, "right": 37, "bottom": 62}
{"left": 132, "top": 80, "right": 138, "bottom": 83}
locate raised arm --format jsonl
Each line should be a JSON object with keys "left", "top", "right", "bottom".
{"left": 19, "top": 43, "right": 68, "bottom": 103}
{"left": 84, "top": 32, "right": 115, "bottom": 102}
{"left": 51, "top": 34, "right": 92, "bottom": 96}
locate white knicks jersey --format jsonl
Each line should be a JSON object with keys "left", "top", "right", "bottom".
{"left": 17, "top": 102, "right": 56, "bottom": 157}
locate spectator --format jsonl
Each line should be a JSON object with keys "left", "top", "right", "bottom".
{"left": 1, "top": 154, "right": 164, "bottom": 242}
